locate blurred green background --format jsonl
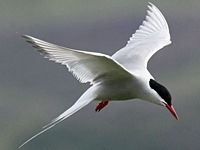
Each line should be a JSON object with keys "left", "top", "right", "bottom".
{"left": 1, "top": 0, "right": 200, "bottom": 149}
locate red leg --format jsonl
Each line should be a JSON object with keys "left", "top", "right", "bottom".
{"left": 95, "top": 101, "right": 109, "bottom": 112}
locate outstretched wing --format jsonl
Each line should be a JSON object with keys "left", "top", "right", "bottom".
{"left": 23, "top": 35, "right": 132, "bottom": 84}
{"left": 112, "top": 3, "right": 171, "bottom": 71}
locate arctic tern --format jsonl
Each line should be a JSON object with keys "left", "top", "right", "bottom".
{"left": 20, "top": 3, "right": 178, "bottom": 148}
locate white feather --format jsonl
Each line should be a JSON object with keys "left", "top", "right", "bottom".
{"left": 19, "top": 3, "right": 176, "bottom": 148}
{"left": 23, "top": 35, "right": 132, "bottom": 84}
{"left": 112, "top": 3, "right": 171, "bottom": 70}
{"left": 19, "top": 85, "right": 99, "bottom": 148}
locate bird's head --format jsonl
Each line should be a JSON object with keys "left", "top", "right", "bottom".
{"left": 149, "top": 79, "right": 179, "bottom": 120}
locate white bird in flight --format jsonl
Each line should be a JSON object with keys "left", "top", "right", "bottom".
{"left": 20, "top": 3, "right": 178, "bottom": 148}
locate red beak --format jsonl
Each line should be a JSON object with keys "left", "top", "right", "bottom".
{"left": 165, "top": 104, "right": 179, "bottom": 120}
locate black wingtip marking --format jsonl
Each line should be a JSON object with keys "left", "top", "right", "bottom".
{"left": 22, "top": 35, "right": 42, "bottom": 52}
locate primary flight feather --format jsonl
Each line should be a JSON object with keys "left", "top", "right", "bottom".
{"left": 20, "top": 3, "right": 178, "bottom": 148}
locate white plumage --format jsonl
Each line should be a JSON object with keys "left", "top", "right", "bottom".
{"left": 19, "top": 3, "right": 178, "bottom": 148}
{"left": 26, "top": 36, "right": 132, "bottom": 84}
{"left": 113, "top": 2, "right": 171, "bottom": 70}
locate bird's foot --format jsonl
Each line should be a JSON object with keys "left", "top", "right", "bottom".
{"left": 95, "top": 101, "right": 109, "bottom": 112}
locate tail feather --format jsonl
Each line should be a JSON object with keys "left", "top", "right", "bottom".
{"left": 19, "top": 87, "right": 96, "bottom": 148}
{"left": 43, "top": 100, "right": 91, "bottom": 129}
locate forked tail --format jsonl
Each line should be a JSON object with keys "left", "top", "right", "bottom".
{"left": 19, "top": 86, "right": 96, "bottom": 148}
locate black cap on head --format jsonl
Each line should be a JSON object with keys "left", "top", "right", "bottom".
{"left": 149, "top": 79, "right": 171, "bottom": 106}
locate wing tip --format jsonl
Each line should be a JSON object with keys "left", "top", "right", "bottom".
{"left": 148, "top": 2, "right": 153, "bottom": 6}
{"left": 21, "top": 34, "right": 33, "bottom": 40}
{"left": 147, "top": 2, "right": 157, "bottom": 9}
{"left": 21, "top": 34, "right": 28, "bottom": 38}
{"left": 126, "top": 2, "right": 170, "bottom": 45}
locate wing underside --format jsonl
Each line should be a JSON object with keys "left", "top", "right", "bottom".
{"left": 23, "top": 35, "right": 132, "bottom": 84}
{"left": 112, "top": 3, "right": 171, "bottom": 71}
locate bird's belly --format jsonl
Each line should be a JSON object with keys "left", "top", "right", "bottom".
{"left": 94, "top": 80, "right": 139, "bottom": 101}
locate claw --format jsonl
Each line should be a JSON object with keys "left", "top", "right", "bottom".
{"left": 95, "top": 101, "right": 109, "bottom": 112}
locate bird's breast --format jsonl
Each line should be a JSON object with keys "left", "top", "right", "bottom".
{"left": 94, "top": 79, "right": 141, "bottom": 101}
